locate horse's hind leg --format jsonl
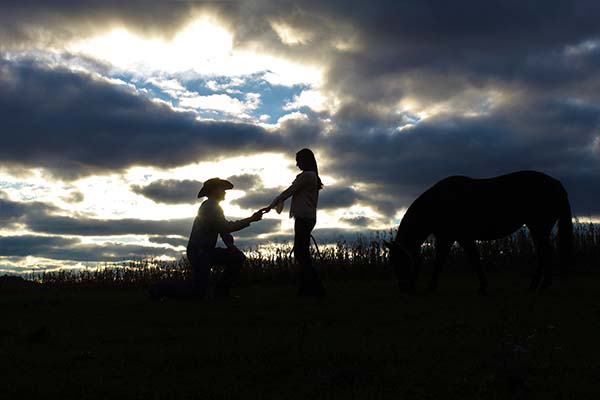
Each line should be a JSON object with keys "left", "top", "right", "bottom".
{"left": 428, "top": 237, "right": 452, "bottom": 291}
{"left": 458, "top": 239, "right": 487, "bottom": 294}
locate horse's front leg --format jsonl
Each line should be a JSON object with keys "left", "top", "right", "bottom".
{"left": 537, "top": 238, "right": 553, "bottom": 290}
{"left": 530, "top": 227, "right": 553, "bottom": 291}
{"left": 458, "top": 239, "right": 487, "bottom": 294}
{"left": 428, "top": 238, "right": 452, "bottom": 291}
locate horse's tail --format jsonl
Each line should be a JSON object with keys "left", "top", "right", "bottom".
{"left": 557, "top": 188, "right": 573, "bottom": 276}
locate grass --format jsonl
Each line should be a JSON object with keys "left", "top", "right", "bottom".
{"left": 2, "top": 223, "right": 599, "bottom": 398}
{"left": 3, "top": 273, "right": 600, "bottom": 399}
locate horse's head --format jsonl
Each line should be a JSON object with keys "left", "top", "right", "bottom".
{"left": 383, "top": 240, "right": 417, "bottom": 288}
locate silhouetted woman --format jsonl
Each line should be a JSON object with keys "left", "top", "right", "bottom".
{"left": 263, "top": 148, "right": 326, "bottom": 297}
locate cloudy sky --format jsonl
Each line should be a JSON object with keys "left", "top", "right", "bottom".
{"left": 1, "top": 1, "right": 600, "bottom": 273}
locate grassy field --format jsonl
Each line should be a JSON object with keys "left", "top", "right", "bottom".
{"left": 3, "top": 273, "right": 600, "bottom": 399}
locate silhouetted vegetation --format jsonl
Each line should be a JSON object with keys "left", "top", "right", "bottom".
{"left": 33, "top": 223, "right": 600, "bottom": 288}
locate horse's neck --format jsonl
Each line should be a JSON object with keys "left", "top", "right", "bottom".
{"left": 395, "top": 211, "right": 430, "bottom": 254}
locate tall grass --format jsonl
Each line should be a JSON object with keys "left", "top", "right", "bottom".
{"left": 36, "top": 223, "right": 600, "bottom": 288}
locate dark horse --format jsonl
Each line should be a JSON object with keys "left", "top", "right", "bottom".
{"left": 384, "top": 171, "right": 573, "bottom": 293}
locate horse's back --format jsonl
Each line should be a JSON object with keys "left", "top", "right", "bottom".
{"left": 414, "top": 170, "right": 567, "bottom": 240}
{"left": 428, "top": 170, "right": 565, "bottom": 206}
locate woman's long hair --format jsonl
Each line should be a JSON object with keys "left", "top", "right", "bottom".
{"left": 296, "top": 148, "right": 324, "bottom": 190}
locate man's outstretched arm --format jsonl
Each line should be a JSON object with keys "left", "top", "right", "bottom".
{"left": 214, "top": 210, "right": 264, "bottom": 234}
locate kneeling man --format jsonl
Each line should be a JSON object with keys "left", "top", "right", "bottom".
{"left": 187, "top": 178, "right": 263, "bottom": 298}
{"left": 149, "top": 178, "right": 262, "bottom": 300}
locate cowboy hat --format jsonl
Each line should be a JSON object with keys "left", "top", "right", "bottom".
{"left": 197, "top": 178, "right": 234, "bottom": 198}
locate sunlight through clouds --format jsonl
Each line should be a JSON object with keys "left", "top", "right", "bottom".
{"left": 270, "top": 20, "right": 314, "bottom": 45}
{"left": 70, "top": 17, "right": 233, "bottom": 73}
{"left": 69, "top": 16, "right": 323, "bottom": 87}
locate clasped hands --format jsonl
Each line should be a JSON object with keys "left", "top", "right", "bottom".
{"left": 248, "top": 207, "right": 269, "bottom": 222}
{"left": 249, "top": 201, "right": 283, "bottom": 222}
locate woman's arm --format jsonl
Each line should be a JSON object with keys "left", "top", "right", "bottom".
{"left": 268, "top": 172, "right": 311, "bottom": 208}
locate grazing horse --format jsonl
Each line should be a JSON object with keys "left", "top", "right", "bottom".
{"left": 384, "top": 171, "right": 573, "bottom": 293}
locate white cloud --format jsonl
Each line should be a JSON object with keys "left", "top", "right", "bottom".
{"left": 270, "top": 21, "right": 313, "bottom": 45}
{"left": 277, "top": 111, "right": 309, "bottom": 124}
{"left": 179, "top": 93, "right": 245, "bottom": 114}
{"left": 245, "top": 92, "right": 261, "bottom": 110}
{"left": 284, "top": 89, "right": 332, "bottom": 112}
{"left": 206, "top": 77, "right": 246, "bottom": 91}
{"left": 258, "top": 111, "right": 309, "bottom": 131}
{"left": 178, "top": 92, "right": 261, "bottom": 115}
{"left": 146, "top": 77, "right": 186, "bottom": 98}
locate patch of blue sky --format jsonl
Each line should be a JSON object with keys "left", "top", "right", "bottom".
{"left": 120, "top": 71, "right": 311, "bottom": 122}
{"left": 255, "top": 82, "right": 311, "bottom": 121}
{"left": 182, "top": 75, "right": 310, "bottom": 120}
{"left": 398, "top": 110, "right": 422, "bottom": 125}
{"left": 126, "top": 74, "right": 181, "bottom": 103}
{"left": 0, "top": 181, "right": 44, "bottom": 199}
{"left": 395, "top": 110, "right": 424, "bottom": 132}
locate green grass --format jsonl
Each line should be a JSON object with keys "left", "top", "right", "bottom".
{"left": 3, "top": 273, "right": 600, "bottom": 399}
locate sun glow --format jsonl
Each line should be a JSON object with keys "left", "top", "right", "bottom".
{"left": 70, "top": 18, "right": 233, "bottom": 73}
{"left": 69, "top": 17, "right": 323, "bottom": 87}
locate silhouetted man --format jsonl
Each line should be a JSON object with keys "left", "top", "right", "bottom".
{"left": 149, "top": 178, "right": 263, "bottom": 300}
{"left": 187, "top": 178, "right": 263, "bottom": 299}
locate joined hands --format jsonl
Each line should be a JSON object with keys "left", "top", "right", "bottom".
{"left": 249, "top": 210, "right": 264, "bottom": 222}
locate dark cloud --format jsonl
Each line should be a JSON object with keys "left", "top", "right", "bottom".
{"left": 231, "top": 183, "right": 367, "bottom": 212}
{"left": 0, "top": 59, "right": 284, "bottom": 179}
{"left": 132, "top": 176, "right": 264, "bottom": 205}
{"left": 131, "top": 179, "right": 202, "bottom": 204}
{"left": 0, "top": 194, "right": 58, "bottom": 227}
{"left": 0, "top": 235, "right": 80, "bottom": 257}
{"left": 62, "top": 190, "right": 84, "bottom": 203}
{"left": 62, "top": 242, "right": 182, "bottom": 262}
{"left": 226, "top": 174, "right": 262, "bottom": 191}
{"left": 340, "top": 216, "right": 373, "bottom": 228}
{"left": 148, "top": 235, "right": 188, "bottom": 248}
{"left": 0, "top": 197, "right": 30, "bottom": 223}
{"left": 234, "top": 219, "right": 281, "bottom": 239}
{"left": 319, "top": 186, "right": 364, "bottom": 209}
{"left": 318, "top": 95, "right": 600, "bottom": 218}
{"left": 0, "top": 195, "right": 193, "bottom": 236}
{"left": 0, "top": 235, "right": 181, "bottom": 262}
{"left": 231, "top": 188, "right": 280, "bottom": 210}
{"left": 1, "top": 195, "right": 281, "bottom": 240}
{"left": 27, "top": 214, "right": 193, "bottom": 237}
{"left": 313, "top": 1, "right": 600, "bottom": 103}
{"left": 0, "top": 1, "right": 209, "bottom": 50}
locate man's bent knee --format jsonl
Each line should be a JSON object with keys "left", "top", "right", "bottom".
{"left": 229, "top": 248, "right": 246, "bottom": 264}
